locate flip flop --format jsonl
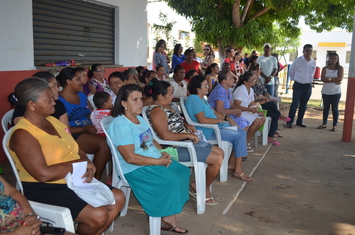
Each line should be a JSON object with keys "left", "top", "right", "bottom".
{"left": 274, "top": 131, "right": 283, "bottom": 138}
{"left": 279, "top": 117, "right": 291, "bottom": 122}
{"left": 205, "top": 197, "right": 218, "bottom": 206}
{"left": 268, "top": 140, "right": 280, "bottom": 146}
{"left": 232, "top": 172, "right": 253, "bottom": 181}
{"left": 189, "top": 191, "right": 197, "bottom": 200}
{"left": 161, "top": 222, "right": 172, "bottom": 231}
{"left": 170, "top": 226, "right": 189, "bottom": 233}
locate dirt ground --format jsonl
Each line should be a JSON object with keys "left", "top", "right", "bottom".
{"left": 1, "top": 105, "right": 354, "bottom": 235}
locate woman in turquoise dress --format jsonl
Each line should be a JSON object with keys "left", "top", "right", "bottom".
{"left": 107, "top": 84, "right": 190, "bottom": 233}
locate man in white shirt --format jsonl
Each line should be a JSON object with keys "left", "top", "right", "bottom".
{"left": 287, "top": 44, "right": 316, "bottom": 128}
{"left": 257, "top": 43, "right": 278, "bottom": 97}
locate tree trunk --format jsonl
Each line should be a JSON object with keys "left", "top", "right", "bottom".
{"left": 217, "top": 40, "right": 225, "bottom": 67}
{"left": 232, "top": 0, "right": 241, "bottom": 28}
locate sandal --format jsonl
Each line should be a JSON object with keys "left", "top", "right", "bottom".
{"left": 161, "top": 222, "right": 173, "bottom": 231}
{"left": 331, "top": 127, "right": 337, "bottom": 132}
{"left": 247, "top": 143, "right": 254, "bottom": 153}
{"left": 169, "top": 226, "right": 189, "bottom": 233}
{"left": 274, "top": 131, "right": 283, "bottom": 138}
{"left": 232, "top": 172, "right": 253, "bottom": 181}
{"left": 205, "top": 197, "right": 218, "bottom": 206}
{"left": 189, "top": 191, "right": 197, "bottom": 200}
{"left": 317, "top": 125, "right": 327, "bottom": 129}
{"left": 279, "top": 116, "right": 291, "bottom": 122}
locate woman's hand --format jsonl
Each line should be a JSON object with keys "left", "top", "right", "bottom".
{"left": 185, "top": 123, "right": 196, "bottom": 134}
{"left": 15, "top": 217, "right": 42, "bottom": 235}
{"left": 82, "top": 161, "right": 96, "bottom": 183}
{"left": 257, "top": 110, "right": 266, "bottom": 116}
{"left": 249, "top": 108, "right": 259, "bottom": 113}
{"left": 235, "top": 108, "right": 242, "bottom": 117}
{"left": 158, "top": 152, "right": 172, "bottom": 167}
{"left": 188, "top": 134, "right": 200, "bottom": 144}
{"left": 227, "top": 117, "right": 237, "bottom": 126}
{"left": 84, "top": 125, "right": 97, "bottom": 134}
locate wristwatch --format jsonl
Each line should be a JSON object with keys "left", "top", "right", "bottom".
{"left": 224, "top": 114, "right": 228, "bottom": 121}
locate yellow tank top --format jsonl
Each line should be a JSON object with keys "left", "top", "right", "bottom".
{"left": 7, "top": 116, "right": 80, "bottom": 184}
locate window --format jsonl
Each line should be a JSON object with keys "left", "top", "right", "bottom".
{"left": 178, "top": 31, "right": 190, "bottom": 40}
{"left": 33, "top": 0, "right": 115, "bottom": 66}
{"left": 289, "top": 52, "right": 297, "bottom": 62}
{"left": 346, "top": 51, "right": 351, "bottom": 63}
{"left": 311, "top": 50, "right": 317, "bottom": 59}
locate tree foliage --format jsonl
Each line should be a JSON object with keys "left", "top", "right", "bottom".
{"left": 167, "top": 0, "right": 354, "bottom": 57}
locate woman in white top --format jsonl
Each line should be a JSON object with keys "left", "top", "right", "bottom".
{"left": 232, "top": 72, "right": 267, "bottom": 144}
{"left": 318, "top": 53, "right": 343, "bottom": 132}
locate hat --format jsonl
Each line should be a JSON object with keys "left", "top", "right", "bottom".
{"left": 263, "top": 43, "right": 272, "bottom": 49}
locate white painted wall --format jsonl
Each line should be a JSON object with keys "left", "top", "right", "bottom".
{"left": 288, "top": 18, "right": 352, "bottom": 69}
{"left": 147, "top": 1, "right": 195, "bottom": 63}
{"left": 0, "top": 0, "right": 147, "bottom": 71}
{"left": 0, "top": 0, "right": 34, "bottom": 71}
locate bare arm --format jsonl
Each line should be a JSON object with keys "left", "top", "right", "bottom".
{"left": 321, "top": 66, "right": 344, "bottom": 83}
{"left": 206, "top": 74, "right": 213, "bottom": 93}
{"left": 117, "top": 144, "right": 170, "bottom": 166}
{"left": 9, "top": 129, "right": 90, "bottom": 183}
{"left": 215, "top": 100, "right": 241, "bottom": 116}
{"left": 150, "top": 107, "right": 198, "bottom": 143}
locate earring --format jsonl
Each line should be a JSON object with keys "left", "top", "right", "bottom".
{"left": 125, "top": 107, "right": 128, "bottom": 110}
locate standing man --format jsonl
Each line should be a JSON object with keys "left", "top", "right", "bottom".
{"left": 287, "top": 44, "right": 316, "bottom": 128}
{"left": 257, "top": 43, "right": 278, "bottom": 97}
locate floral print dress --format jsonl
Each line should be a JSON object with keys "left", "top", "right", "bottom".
{"left": 208, "top": 83, "right": 250, "bottom": 129}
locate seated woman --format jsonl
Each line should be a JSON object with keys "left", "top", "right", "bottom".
{"left": 156, "top": 64, "right": 168, "bottom": 81}
{"left": 107, "top": 71, "right": 128, "bottom": 105}
{"left": 186, "top": 75, "right": 252, "bottom": 181}
{"left": 168, "top": 65, "right": 188, "bottom": 106}
{"left": 208, "top": 70, "right": 256, "bottom": 152}
{"left": 232, "top": 72, "right": 267, "bottom": 144}
{"left": 180, "top": 49, "right": 203, "bottom": 75}
{"left": 249, "top": 63, "right": 290, "bottom": 139}
{"left": 145, "top": 79, "right": 223, "bottom": 205}
{"left": 205, "top": 63, "right": 219, "bottom": 93}
{"left": 57, "top": 67, "right": 111, "bottom": 180}
{"left": 87, "top": 64, "right": 111, "bottom": 94}
{"left": 0, "top": 175, "right": 77, "bottom": 235}
{"left": 10, "top": 71, "right": 69, "bottom": 128}
{"left": 107, "top": 84, "right": 189, "bottom": 233}
{"left": 8, "top": 78, "right": 124, "bottom": 235}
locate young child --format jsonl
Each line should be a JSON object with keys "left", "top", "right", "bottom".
{"left": 90, "top": 91, "right": 112, "bottom": 136}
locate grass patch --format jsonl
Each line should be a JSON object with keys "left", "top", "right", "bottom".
{"left": 280, "top": 97, "right": 346, "bottom": 109}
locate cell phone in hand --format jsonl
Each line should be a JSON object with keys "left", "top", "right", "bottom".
{"left": 40, "top": 222, "right": 65, "bottom": 235}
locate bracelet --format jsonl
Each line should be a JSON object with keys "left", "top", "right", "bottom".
{"left": 26, "top": 212, "right": 40, "bottom": 219}
{"left": 224, "top": 115, "right": 228, "bottom": 121}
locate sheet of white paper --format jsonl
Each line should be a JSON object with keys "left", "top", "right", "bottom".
{"left": 72, "top": 162, "right": 95, "bottom": 189}
{"left": 223, "top": 126, "right": 239, "bottom": 131}
{"left": 269, "top": 96, "right": 281, "bottom": 101}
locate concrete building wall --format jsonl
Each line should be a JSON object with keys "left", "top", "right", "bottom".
{"left": 0, "top": 0, "right": 35, "bottom": 71}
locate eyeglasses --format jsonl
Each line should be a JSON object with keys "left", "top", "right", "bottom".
{"left": 201, "top": 85, "right": 209, "bottom": 88}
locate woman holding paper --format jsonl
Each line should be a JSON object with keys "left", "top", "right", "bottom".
{"left": 7, "top": 78, "right": 124, "bottom": 235}
{"left": 249, "top": 63, "right": 290, "bottom": 140}
{"left": 186, "top": 75, "right": 252, "bottom": 181}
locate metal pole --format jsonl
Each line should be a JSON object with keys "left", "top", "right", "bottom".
{"left": 342, "top": 9, "right": 355, "bottom": 142}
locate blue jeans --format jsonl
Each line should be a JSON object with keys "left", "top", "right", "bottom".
{"left": 208, "top": 128, "right": 247, "bottom": 158}
{"left": 288, "top": 82, "right": 312, "bottom": 125}
{"left": 264, "top": 84, "right": 274, "bottom": 97}
{"left": 322, "top": 93, "right": 341, "bottom": 127}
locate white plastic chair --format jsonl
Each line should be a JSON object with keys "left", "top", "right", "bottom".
{"left": 254, "top": 117, "right": 271, "bottom": 147}
{"left": 1, "top": 109, "right": 14, "bottom": 132}
{"left": 101, "top": 116, "right": 161, "bottom": 235}
{"left": 142, "top": 106, "right": 208, "bottom": 214}
{"left": 180, "top": 97, "right": 233, "bottom": 183}
{"left": 2, "top": 127, "right": 75, "bottom": 233}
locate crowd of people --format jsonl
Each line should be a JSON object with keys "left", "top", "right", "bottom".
{"left": 2, "top": 39, "right": 342, "bottom": 234}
